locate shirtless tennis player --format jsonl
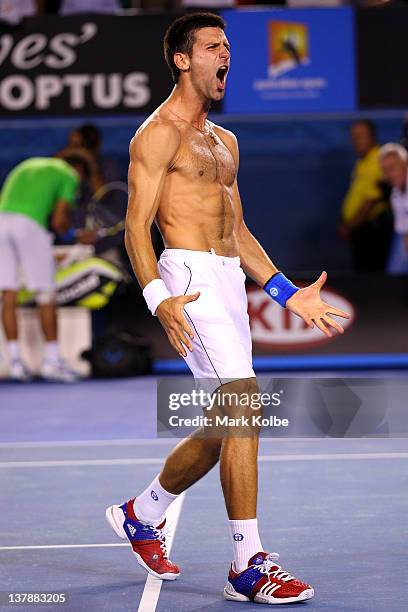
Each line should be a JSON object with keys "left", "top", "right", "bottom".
{"left": 106, "top": 12, "right": 350, "bottom": 605}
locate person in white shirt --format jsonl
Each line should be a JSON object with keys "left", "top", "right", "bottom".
{"left": 379, "top": 143, "right": 408, "bottom": 274}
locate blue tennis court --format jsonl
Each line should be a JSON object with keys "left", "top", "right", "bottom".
{"left": 1, "top": 375, "right": 407, "bottom": 612}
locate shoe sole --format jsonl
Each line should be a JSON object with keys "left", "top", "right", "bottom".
{"left": 224, "top": 582, "right": 314, "bottom": 604}
{"left": 105, "top": 504, "right": 180, "bottom": 581}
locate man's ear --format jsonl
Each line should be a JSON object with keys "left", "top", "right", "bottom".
{"left": 174, "top": 52, "right": 190, "bottom": 75}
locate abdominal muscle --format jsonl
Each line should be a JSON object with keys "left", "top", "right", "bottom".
{"left": 155, "top": 160, "right": 239, "bottom": 257}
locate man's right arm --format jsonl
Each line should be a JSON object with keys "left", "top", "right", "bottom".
{"left": 125, "top": 121, "right": 179, "bottom": 287}
{"left": 125, "top": 121, "right": 199, "bottom": 357}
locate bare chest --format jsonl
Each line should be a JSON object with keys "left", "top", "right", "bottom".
{"left": 172, "top": 130, "right": 236, "bottom": 187}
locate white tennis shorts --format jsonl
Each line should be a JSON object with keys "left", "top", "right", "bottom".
{"left": 158, "top": 248, "right": 255, "bottom": 388}
{"left": 0, "top": 212, "right": 55, "bottom": 291}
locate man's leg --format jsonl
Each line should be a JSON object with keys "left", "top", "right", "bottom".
{"left": 39, "top": 301, "right": 57, "bottom": 342}
{"left": 1, "top": 290, "right": 20, "bottom": 360}
{"left": 218, "top": 378, "right": 264, "bottom": 572}
{"left": 134, "top": 429, "right": 222, "bottom": 524}
{"left": 2, "top": 290, "right": 18, "bottom": 340}
{"left": 106, "top": 429, "right": 223, "bottom": 580}
{"left": 38, "top": 298, "right": 60, "bottom": 364}
{"left": 37, "top": 295, "right": 78, "bottom": 382}
{"left": 219, "top": 378, "right": 315, "bottom": 604}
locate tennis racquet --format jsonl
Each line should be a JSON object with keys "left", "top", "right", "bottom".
{"left": 83, "top": 181, "right": 128, "bottom": 238}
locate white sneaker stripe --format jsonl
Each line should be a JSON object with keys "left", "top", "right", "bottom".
{"left": 262, "top": 582, "right": 276, "bottom": 595}
{"left": 267, "top": 584, "right": 281, "bottom": 596}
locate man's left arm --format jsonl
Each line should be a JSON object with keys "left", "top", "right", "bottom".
{"left": 223, "top": 130, "right": 351, "bottom": 337}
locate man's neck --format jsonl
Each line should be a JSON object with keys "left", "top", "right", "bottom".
{"left": 165, "top": 84, "right": 211, "bottom": 131}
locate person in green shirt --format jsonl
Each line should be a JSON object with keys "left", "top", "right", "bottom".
{"left": 0, "top": 155, "right": 87, "bottom": 381}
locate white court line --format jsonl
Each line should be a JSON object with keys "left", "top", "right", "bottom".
{"left": 259, "top": 452, "right": 408, "bottom": 461}
{"left": 0, "top": 439, "right": 176, "bottom": 449}
{"left": 0, "top": 458, "right": 163, "bottom": 468}
{"left": 0, "top": 543, "right": 129, "bottom": 551}
{"left": 137, "top": 493, "right": 185, "bottom": 612}
{"left": 0, "top": 452, "right": 407, "bottom": 469}
{"left": 0, "top": 437, "right": 403, "bottom": 449}
{"left": 0, "top": 494, "right": 186, "bottom": 612}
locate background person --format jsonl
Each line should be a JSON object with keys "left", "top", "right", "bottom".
{"left": 338, "top": 120, "right": 393, "bottom": 272}
{"left": 56, "top": 124, "right": 127, "bottom": 256}
{"left": 379, "top": 143, "right": 408, "bottom": 274}
{"left": 0, "top": 156, "right": 86, "bottom": 381}
{"left": 57, "top": 123, "right": 122, "bottom": 194}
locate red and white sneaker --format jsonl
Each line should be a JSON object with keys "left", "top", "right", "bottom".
{"left": 105, "top": 498, "right": 180, "bottom": 580}
{"left": 224, "top": 552, "right": 314, "bottom": 604}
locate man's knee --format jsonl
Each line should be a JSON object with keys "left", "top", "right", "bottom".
{"left": 213, "top": 377, "right": 263, "bottom": 437}
{"left": 218, "top": 377, "right": 262, "bottom": 413}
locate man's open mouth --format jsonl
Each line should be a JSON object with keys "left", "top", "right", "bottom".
{"left": 216, "top": 65, "right": 229, "bottom": 90}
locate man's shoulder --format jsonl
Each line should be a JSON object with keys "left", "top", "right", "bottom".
{"left": 129, "top": 112, "right": 181, "bottom": 166}
{"left": 135, "top": 107, "right": 181, "bottom": 140}
{"left": 131, "top": 114, "right": 181, "bottom": 153}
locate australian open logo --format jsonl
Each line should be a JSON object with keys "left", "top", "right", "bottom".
{"left": 268, "top": 20, "right": 310, "bottom": 78}
{"left": 150, "top": 490, "right": 159, "bottom": 501}
{"left": 233, "top": 533, "right": 244, "bottom": 541}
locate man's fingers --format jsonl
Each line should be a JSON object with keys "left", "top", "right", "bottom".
{"left": 323, "top": 314, "right": 344, "bottom": 335}
{"left": 181, "top": 291, "right": 200, "bottom": 304}
{"left": 312, "top": 317, "right": 332, "bottom": 338}
{"left": 178, "top": 314, "right": 194, "bottom": 340}
{"left": 313, "top": 270, "right": 327, "bottom": 290}
{"left": 169, "top": 321, "right": 194, "bottom": 355}
{"left": 169, "top": 330, "right": 187, "bottom": 358}
{"left": 324, "top": 304, "right": 351, "bottom": 319}
{"left": 178, "top": 324, "right": 193, "bottom": 352}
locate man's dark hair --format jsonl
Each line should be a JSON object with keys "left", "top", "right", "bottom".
{"left": 163, "top": 12, "right": 226, "bottom": 83}
{"left": 63, "top": 155, "right": 91, "bottom": 180}
{"left": 351, "top": 119, "right": 377, "bottom": 141}
{"left": 78, "top": 123, "right": 101, "bottom": 151}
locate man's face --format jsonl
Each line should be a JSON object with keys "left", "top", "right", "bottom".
{"left": 186, "top": 27, "right": 230, "bottom": 101}
{"left": 381, "top": 153, "right": 407, "bottom": 190}
{"left": 350, "top": 123, "right": 375, "bottom": 157}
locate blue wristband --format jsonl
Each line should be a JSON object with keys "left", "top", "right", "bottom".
{"left": 264, "top": 272, "right": 299, "bottom": 308}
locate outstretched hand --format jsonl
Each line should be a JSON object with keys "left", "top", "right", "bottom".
{"left": 156, "top": 292, "right": 200, "bottom": 357}
{"left": 286, "top": 271, "right": 350, "bottom": 337}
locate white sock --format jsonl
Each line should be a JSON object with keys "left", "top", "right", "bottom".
{"left": 7, "top": 341, "right": 20, "bottom": 361}
{"left": 134, "top": 474, "right": 178, "bottom": 526}
{"left": 44, "top": 341, "right": 59, "bottom": 362}
{"left": 229, "top": 518, "right": 263, "bottom": 572}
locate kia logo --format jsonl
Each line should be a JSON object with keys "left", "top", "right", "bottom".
{"left": 247, "top": 283, "right": 354, "bottom": 350}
